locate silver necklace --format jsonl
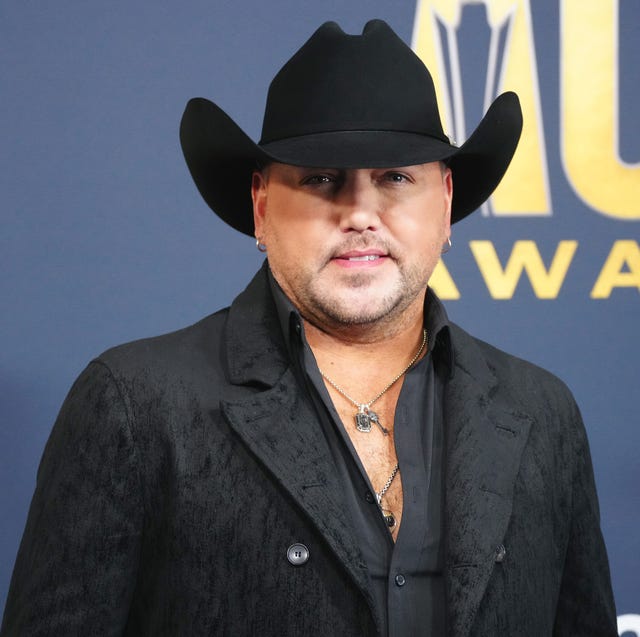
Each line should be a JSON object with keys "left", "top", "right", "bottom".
{"left": 377, "top": 463, "right": 400, "bottom": 530}
{"left": 319, "top": 329, "right": 427, "bottom": 435}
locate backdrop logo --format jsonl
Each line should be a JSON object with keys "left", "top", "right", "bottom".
{"left": 412, "top": 0, "right": 640, "bottom": 300}
{"left": 562, "top": 1, "right": 640, "bottom": 220}
{"left": 412, "top": 0, "right": 550, "bottom": 217}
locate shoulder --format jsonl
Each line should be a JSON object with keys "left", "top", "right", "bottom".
{"left": 450, "top": 322, "right": 568, "bottom": 385}
{"left": 95, "top": 308, "right": 230, "bottom": 377}
{"left": 93, "top": 264, "right": 275, "bottom": 379}
{"left": 52, "top": 309, "right": 233, "bottom": 439}
{"left": 448, "top": 322, "right": 579, "bottom": 413}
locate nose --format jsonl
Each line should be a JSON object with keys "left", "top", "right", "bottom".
{"left": 337, "top": 171, "right": 382, "bottom": 233}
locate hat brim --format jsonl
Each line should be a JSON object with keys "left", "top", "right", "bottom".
{"left": 180, "top": 92, "right": 522, "bottom": 235}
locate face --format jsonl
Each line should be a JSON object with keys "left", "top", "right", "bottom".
{"left": 252, "top": 162, "right": 452, "bottom": 333}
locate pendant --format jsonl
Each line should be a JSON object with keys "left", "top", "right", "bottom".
{"left": 355, "top": 406, "right": 388, "bottom": 435}
{"left": 355, "top": 406, "right": 374, "bottom": 432}
{"left": 382, "top": 508, "right": 396, "bottom": 530}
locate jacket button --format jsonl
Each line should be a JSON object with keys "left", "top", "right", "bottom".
{"left": 494, "top": 544, "right": 507, "bottom": 563}
{"left": 287, "top": 543, "right": 310, "bottom": 566}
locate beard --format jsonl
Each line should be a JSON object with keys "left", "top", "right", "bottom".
{"left": 267, "top": 229, "right": 442, "bottom": 334}
{"left": 289, "top": 259, "right": 432, "bottom": 330}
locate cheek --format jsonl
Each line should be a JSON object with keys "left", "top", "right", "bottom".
{"left": 263, "top": 214, "right": 318, "bottom": 269}
{"left": 390, "top": 210, "right": 446, "bottom": 248}
{"left": 266, "top": 205, "right": 330, "bottom": 251}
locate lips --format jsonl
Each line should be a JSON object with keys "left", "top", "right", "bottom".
{"left": 345, "top": 254, "right": 379, "bottom": 261}
{"left": 332, "top": 249, "right": 389, "bottom": 267}
{"left": 335, "top": 249, "right": 387, "bottom": 260}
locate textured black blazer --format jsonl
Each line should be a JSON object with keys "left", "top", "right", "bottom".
{"left": 2, "top": 266, "right": 617, "bottom": 636}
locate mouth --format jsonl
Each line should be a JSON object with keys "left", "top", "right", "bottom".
{"left": 345, "top": 254, "right": 380, "bottom": 262}
{"left": 332, "top": 249, "right": 389, "bottom": 268}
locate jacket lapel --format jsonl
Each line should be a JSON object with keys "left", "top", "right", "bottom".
{"left": 444, "top": 325, "right": 533, "bottom": 637}
{"left": 219, "top": 267, "right": 376, "bottom": 615}
{"left": 220, "top": 373, "right": 372, "bottom": 590}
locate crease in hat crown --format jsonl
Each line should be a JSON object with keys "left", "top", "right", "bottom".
{"left": 179, "top": 18, "right": 523, "bottom": 236}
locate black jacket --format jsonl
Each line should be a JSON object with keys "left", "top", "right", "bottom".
{"left": 2, "top": 265, "right": 617, "bottom": 636}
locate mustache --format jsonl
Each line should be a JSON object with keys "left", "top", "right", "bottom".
{"left": 327, "top": 233, "right": 393, "bottom": 259}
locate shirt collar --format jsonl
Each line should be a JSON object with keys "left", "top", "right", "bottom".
{"left": 424, "top": 287, "right": 454, "bottom": 376}
{"left": 267, "top": 267, "right": 454, "bottom": 374}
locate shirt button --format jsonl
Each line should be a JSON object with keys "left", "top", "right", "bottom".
{"left": 287, "top": 543, "right": 310, "bottom": 566}
{"left": 365, "top": 491, "right": 375, "bottom": 503}
{"left": 395, "top": 574, "right": 406, "bottom": 587}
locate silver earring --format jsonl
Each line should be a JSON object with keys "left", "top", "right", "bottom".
{"left": 256, "top": 237, "right": 267, "bottom": 253}
{"left": 441, "top": 237, "right": 452, "bottom": 254}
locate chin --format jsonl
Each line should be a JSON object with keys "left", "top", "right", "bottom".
{"left": 318, "top": 295, "right": 400, "bottom": 326}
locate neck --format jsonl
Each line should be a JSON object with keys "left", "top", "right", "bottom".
{"left": 304, "top": 310, "right": 427, "bottom": 384}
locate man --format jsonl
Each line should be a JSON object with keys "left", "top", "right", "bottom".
{"left": 2, "top": 19, "right": 616, "bottom": 637}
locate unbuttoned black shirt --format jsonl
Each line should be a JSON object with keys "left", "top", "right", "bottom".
{"left": 269, "top": 271, "right": 453, "bottom": 637}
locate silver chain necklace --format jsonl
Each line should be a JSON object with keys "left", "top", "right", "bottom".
{"left": 377, "top": 463, "right": 400, "bottom": 530}
{"left": 319, "top": 329, "right": 427, "bottom": 435}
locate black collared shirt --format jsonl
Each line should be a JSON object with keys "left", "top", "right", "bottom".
{"left": 268, "top": 271, "right": 452, "bottom": 637}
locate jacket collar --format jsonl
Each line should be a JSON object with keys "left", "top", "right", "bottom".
{"left": 224, "top": 262, "right": 290, "bottom": 387}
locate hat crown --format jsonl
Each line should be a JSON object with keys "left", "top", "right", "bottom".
{"left": 259, "top": 20, "right": 448, "bottom": 145}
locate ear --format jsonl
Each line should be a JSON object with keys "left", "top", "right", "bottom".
{"left": 251, "top": 170, "right": 268, "bottom": 238}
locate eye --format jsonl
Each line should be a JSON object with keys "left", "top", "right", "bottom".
{"left": 384, "top": 171, "right": 412, "bottom": 184}
{"left": 300, "top": 173, "right": 338, "bottom": 186}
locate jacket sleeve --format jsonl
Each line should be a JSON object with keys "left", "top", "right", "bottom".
{"left": 553, "top": 398, "right": 617, "bottom": 636}
{"left": 1, "top": 361, "right": 143, "bottom": 637}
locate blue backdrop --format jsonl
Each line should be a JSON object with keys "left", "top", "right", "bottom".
{"left": 1, "top": 0, "right": 638, "bottom": 630}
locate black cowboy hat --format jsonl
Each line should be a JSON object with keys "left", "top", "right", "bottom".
{"left": 180, "top": 19, "right": 522, "bottom": 236}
